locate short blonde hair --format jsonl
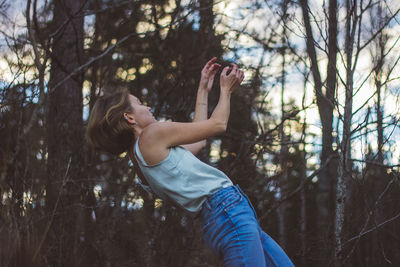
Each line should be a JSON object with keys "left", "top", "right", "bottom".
{"left": 86, "top": 89, "right": 134, "bottom": 155}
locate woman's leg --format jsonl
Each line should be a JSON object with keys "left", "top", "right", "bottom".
{"left": 259, "top": 230, "right": 294, "bottom": 267}
{"left": 219, "top": 217, "right": 266, "bottom": 266}
{"left": 202, "top": 186, "right": 267, "bottom": 266}
{"left": 236, "top": 186, "right": 294, "bottom": 266}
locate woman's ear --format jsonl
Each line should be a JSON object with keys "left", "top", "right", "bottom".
{"left": 123, "top": 112, "right": 137, "bottom": 125}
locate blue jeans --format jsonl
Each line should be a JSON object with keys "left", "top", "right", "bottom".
{"left": 200, "top": 185, "right": 294, "bottom": 267}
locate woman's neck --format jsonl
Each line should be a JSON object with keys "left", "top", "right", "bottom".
{"left": 133, "top": 126, "right": 142, "bottom": 139}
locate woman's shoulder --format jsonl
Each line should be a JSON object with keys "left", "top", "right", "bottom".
{"left": 138, "top": 123, "right": 171, "bottom": 165}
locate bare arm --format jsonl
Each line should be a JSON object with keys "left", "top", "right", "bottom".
{"left": 182, "top": 58, "right": 220, "bottom": 155}
{"left": 139, "top": 64, "right": 244, "bottom": 165}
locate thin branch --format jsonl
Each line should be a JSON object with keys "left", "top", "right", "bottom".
{"left": 343, "top": 211, "right": 400, "bottom": 245}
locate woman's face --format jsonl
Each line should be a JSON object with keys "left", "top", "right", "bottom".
{"left": 128, "top": 94, "right": 157, "bottom": 127}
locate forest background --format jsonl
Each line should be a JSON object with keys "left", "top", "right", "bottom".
{"left": 1, "top": 0, "right": 400, "bottom": 266}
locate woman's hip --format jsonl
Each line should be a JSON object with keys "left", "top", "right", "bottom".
{"left": 200, "top": 185, "right": 258, "bottom": 222}
{"left": 200, "top": 185, "right": 260, "bottom": 246}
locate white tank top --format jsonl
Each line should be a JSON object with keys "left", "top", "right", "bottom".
{"left": 134, "top": 138, "right": 233, "bottom": 216}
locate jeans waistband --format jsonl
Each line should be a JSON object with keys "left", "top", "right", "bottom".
{"left": 201, "top": 184, "right": 258, "bottom": 220}
{"left": 202, "top": 185, "right": 241, "bottom": 212}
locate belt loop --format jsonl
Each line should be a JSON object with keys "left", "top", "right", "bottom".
{"left": 205, "top": 199, "right": 212, "bottom": 210}
{"left": 202, "top": 197, "right": 212, "bottom": 212}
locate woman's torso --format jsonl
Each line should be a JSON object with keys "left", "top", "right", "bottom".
{"left": 133, "top": 137, "right": 233, "bottom": 216}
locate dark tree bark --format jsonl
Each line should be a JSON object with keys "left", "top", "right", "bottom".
{"left": 199, "top": 0, "right": 216, "bottom": 57}
{"left": 370, "top": 3, "right": 388, "bottom": 266}
{"left": 45, "top": 0, "right": 91, "bottom": 265}
{"left": 299, "top": 0, "right": 338, "bottom": 261}
{"left": 278, "top": 0, "right": 290, "bottom": 249}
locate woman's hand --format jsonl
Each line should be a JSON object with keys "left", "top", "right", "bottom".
{"left": 220, "top": 64, "right": 244, "bottom": 94}
{"left": 199, "top": 57, "right": 221, "bottom": 92}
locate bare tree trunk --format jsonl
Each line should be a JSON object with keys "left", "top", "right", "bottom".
{"left": 300, "top": 77, "right": 308, "bottom": 266}
{"left": 371, "top": 3, "right": 387, "bottom": 266}
{"left": 299, "top": 0, "right": 338, "bottom": 260}
{"left": 334, "top": 0, "right": 355, "bottom": 265}
{"left": 199, "top": 0, "right": 215, "bottom": 45}
{"left": 278, "top": 0, "right": 289, "bottom": 249}
{"left": 324, "top": 2, "right": 339, "bottom": 249}
{"left": 278, "top": 62, "right": 288, "bottom": 249}
{"left": 45, "top": 0, "right": 86, "bottom": 265}
{"left": 299, "top": 158, "right": 307, "bottom": 262}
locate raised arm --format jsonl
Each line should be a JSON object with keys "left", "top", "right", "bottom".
{"left": 139, "top": 64, "right": 244, "bottom": 165}
{"left": 181, "top": 58, "right": 220, "bottom": 154}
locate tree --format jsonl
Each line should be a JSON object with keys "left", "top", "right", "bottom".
{"left": 45, "top": 0, "right": 90, "bottom": 265}
{"left": 299, "top": 1, "right": 339, "bottom": 260}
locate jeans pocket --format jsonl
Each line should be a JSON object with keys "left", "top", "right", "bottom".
{"left": 202, "top": 193, "right": 241, "bottom": 235}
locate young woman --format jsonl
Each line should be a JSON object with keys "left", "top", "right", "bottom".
{"left": 87, "top": 58, "right": 294, "bottom": 266}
